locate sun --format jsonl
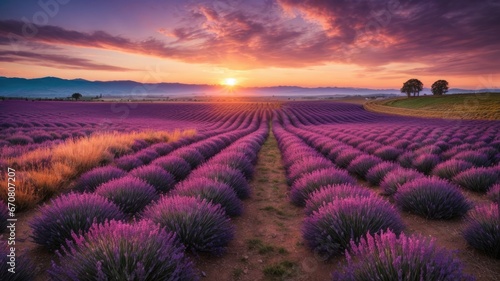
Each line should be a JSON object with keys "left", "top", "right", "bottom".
{"left": 222, "top": 78, "right": 237, "bottom": 87}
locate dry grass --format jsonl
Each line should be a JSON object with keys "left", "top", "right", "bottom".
{"left": 1, "top": 129, "right": 196, "bottom": 210}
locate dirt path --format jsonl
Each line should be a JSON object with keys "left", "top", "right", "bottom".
{"left": 195, "top": 130, "right": 336, "bottom": 281}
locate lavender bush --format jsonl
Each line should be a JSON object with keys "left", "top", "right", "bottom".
{"left": 335, "top": 149, "right": 363, "bottom": 168}
{"left": 30, "top": 193, "right": 126, "bottom": 251}
{"left": 134, "top": 148, "right": 160, "bottom": 164}
{"left": 152, "top": 156, "right": 192, "bottom": 181}
{"left": 142, "top": 195, "right": 234, "bottom": 255}
{"left": 332, "top": 230, "right": 474, "bottom": 281}
{"left": 347, "top": 154, "right": 382, "bottom": 179}
{"left": 114, "top": 155, "right": 144, "bottom": 171}
{"left": 452, "top": 167, "right": 499, "bottom": 193}
{"left": 394, "top": 178, "right": 471, "bottom": 219}
{"left": 304, "top": 184, "right": 374, "bottom": 216}
{"left": 453, "top": 151, "right": 491, "bottom": 167}
{"left": 193, "top": 164, "right": 251, "bottom": 199}
{"left": 380, "top": 168, "right": 423, "bottom": 196}
{"left": 95, "top": 176, "right": 159, "bottom": 215}
{"left": 463, "top": 203, "right": 500, "bottom": 259}
{"left": 74, "top": 166, "right": 127, "bottom": 192}
{"left": 287, "top": 156, "right": 334, "bottom": 185}
{"left": 290, "top": 168, "right": 356, "bottom": 207}
{"left": 302, "top": 196, "right": 404, "bottom": 259}
{"left": 174, "top": 177, "right": 243, "bottom": 217}
{"left": 366, "top": 162, "right": 398, "bottom": 186}
{"left": 412, "top": 154, "right": 440, "bottom": 174}
{"left": 172, "top": 147, "right": 205, "bottom": 168}
{"left": 211, "top": 153, "right": 255, "bottom": 179}
{"left": 130, "top": 165, "right": 176, "bottom": 193}
{"left": 487, "top": 184, "right": 500, "bottom": 203}
{"left": 0, "top": 244, "right": 36, "bottom": 280}
{"left": 432, "top": 159, "right": 473, "bottom": 180}
{"left": 49, "top": 220, "right": 198, "bottom": 281}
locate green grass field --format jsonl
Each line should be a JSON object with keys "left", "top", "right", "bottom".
{"left": 365, "top": 93, "right": 500, "bottom": 120}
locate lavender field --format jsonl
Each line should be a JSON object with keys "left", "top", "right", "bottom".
{"left": 1, "top": 100, "right": 499, "bottom": 281}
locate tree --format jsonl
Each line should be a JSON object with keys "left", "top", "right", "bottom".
{"left": 431, "top": 80, "right": 449, "bottom": 95}
{"left": 72, "top": 93, "right": 82, "bottom": 100}
{"left": 401, "top": 79, "right": 423, "bottom": 97}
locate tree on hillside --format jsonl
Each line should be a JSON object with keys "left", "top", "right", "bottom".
{"left": 72, "top": 93, "right": 82, "bottom": 100}
{"left": 401, "top": 79, "right": 423, "bottom": 97}
{"left": 431, "top": 80, "right": 449, "bottom": 95}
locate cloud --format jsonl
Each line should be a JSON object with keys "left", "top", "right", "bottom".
{"left": 0, "top": 50, "right": 134, "bottom": 71}
{"left": 0, "top": 0, "right": 499, "bottom": 75}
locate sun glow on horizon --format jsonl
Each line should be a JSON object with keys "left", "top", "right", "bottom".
{"left": 222, "top": 77, "right": 238, "bottom": 87}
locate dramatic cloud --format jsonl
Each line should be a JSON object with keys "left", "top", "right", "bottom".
{"left": 0, "top": 50, "right": 134, "bottom": 71}
{"left": 0, "top": 0, "right": 499, "bottom": 75}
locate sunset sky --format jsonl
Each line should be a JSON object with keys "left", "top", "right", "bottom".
{"left": 0, "top": 0, "right": 499, "bottom": 89}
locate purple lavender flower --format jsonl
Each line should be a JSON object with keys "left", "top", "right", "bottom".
{"left": 463, "top": 203, "right": 500, "bottom": 259}
{"left": 366, "top": 162, "right": 398, "bottom": 186}
{"left": 287, "top": 156, "right": 335, "bottom": 185}
{"left": 453, "top": 167, "right": 499, "bottom": 193}
{"left": 152, "top": 156, "right": 192, "bottom": 181}
{"left": 49, "top": 220, "right": 198, "bottom": 280}
{"left": 30, "top": 193, "right": 126, "bottom": 251}
{"left": 333, "top": 230, "right": 474, "bottom": 281}
{"left": 114, "top": 155, "right": 144, "bottom": 171}
{"left": 192, "top": 163, "right": 251, "bottom": 199}
{"left": 171, "top": 147, "right": 205, "bottom": 168}
{"left": 134, "top": 148, "right": 160, "bottom": 164}
{"left": 0, "top": 244, "right": 36, "bottom": 280}
{"left": 142, "top": 195, "right": 234, "bottom": 255}
{"left": 304, "top": 184, "right": 375, "bottom": 216}
{"left": 74, "top": 166, "right": 127, "bottom": 192}
{"left": 432, "top": 159, "right": 474, "bottom": 180}
{"left": 487, "top": 184, "right": 500, "bottom": 203}
{"left": 394, "top": 177, "right": 471, "bottom": 219}
{"left": 95, "top": 176, "right": 159, "bottom": 215}
{"left": 412, "top": 153, "right": 441, "bottom": 174}
{"left": 335, "top": 149, "right": 363, "bottom": 168}
{"left": 347, "top": 154, "right": 383, "bottom": 179}
{"left": 174, "top": 177, "right": 243, "bottom": 217}
{"left": 130, "top": 165, "right": 176, "bottom": 193}
{"left": 380, "top": 168, "right": 423, "bottom": 196}
{"left": 290, "top": 168, "right": 357, "bottom": 207}
{"left": 453, "top": 150, "right": 491, "bottom": 167}
{"left": 211, "top": 152, "right": 255, "bottom": 179}
{"left": 302, "top": 196, "right": 404, "bottom": 259}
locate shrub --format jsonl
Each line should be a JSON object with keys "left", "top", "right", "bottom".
{"left": 463, "top": 203, "right": 500, "bottom": 259}
{"left": 150, "top": 142, "right": 174, "bottom": 156}
{"left": 396, "top": 151, "right": 414, "bottom": 169}
{"left": 31, "top": 131, "right": 53, "bottom": 143}
{"left": 302, "top": 196, "right": 404, "bottom": 259}
{"left": 487, "top": 184, "right": 500, "bottom": 203}
{"left": 174, "top": 177, "right": 243, "bottom": 217}
{"left": 134, "top": 148, "right": 160, "bottom": 164}
{"left": 432, "top": 159, "right": 473, "bottom": 180}
{"left": 7, "top": 135, "right": 33, "bottom": 145}
{"left": 95, "top": 176, "right": 159, "bottom": 215}
{"left": 49, "top": 220, "right": 198, "bottom": 281}
{"left": 347, "top": 154, "right": 382, "bottom": 179}
{"left": 373, "top": 146, "right": 402, "bottom": 161}
{"left": 290, "top": 168, "right": 356, "bottom": 207}
{"left": 130, "top": 139, "right": 149, "bottom": 152}
{"left": 412, "top": 154, "right": 440, "bottom": 174}
{"left": 152, "top": 156, "right": 192, "bottom": 181}
{"left": 0, "top": 244, "right": 36, "bottom": 280}
{"left": 142, "top": 195, "right": 234, "bottom": 255}
{"left": 394, "top": 178, "right": 471, "bottom": 219}
{"left": 74, "top": 166, "right": 127, "bottom": 192}
{"left": 0, "top": 201, "right": 8, "bottom": 232}
{"left": 453, "top": 167, "right": 499, "bottom": 193}
{"left": 366, "top": 162, "right": 398, "bottom": 186}
{"left": 335, "top": 150, "right": 363, "bottom": 168}
{"left": 380, "top": 168, "right": 423, "bottom": 196}
{"left": 30, "top": 193, "right": 126, "bottom": 251}
{"left": 304, "top": 184, "right": 374, "bottom": 216}
{"left": 453, "top": 151, "right": 491, "bottom": 167}
{"left": 332, "top": 230, "right": 473, "bottom": 281}
{"left": 211, "top": 153, "right": 255, "bottom": 179}
{"left": 130, "top": 165, "right": 176, "bottom": 193}
{"left": 193, "top": 164, "right": 250, "bottom": 199}
{"left": 114, "top": 155, "right": 144, "bottom": 171}
{"left": 287, "top": 156, "right": 334, "bottom": 185}
{"left": 172, "top": 148, "right": 205, "bottom": 168}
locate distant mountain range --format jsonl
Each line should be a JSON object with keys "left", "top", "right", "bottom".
{"left": 0, "top": 76, "right": 497, "bottom": 98}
